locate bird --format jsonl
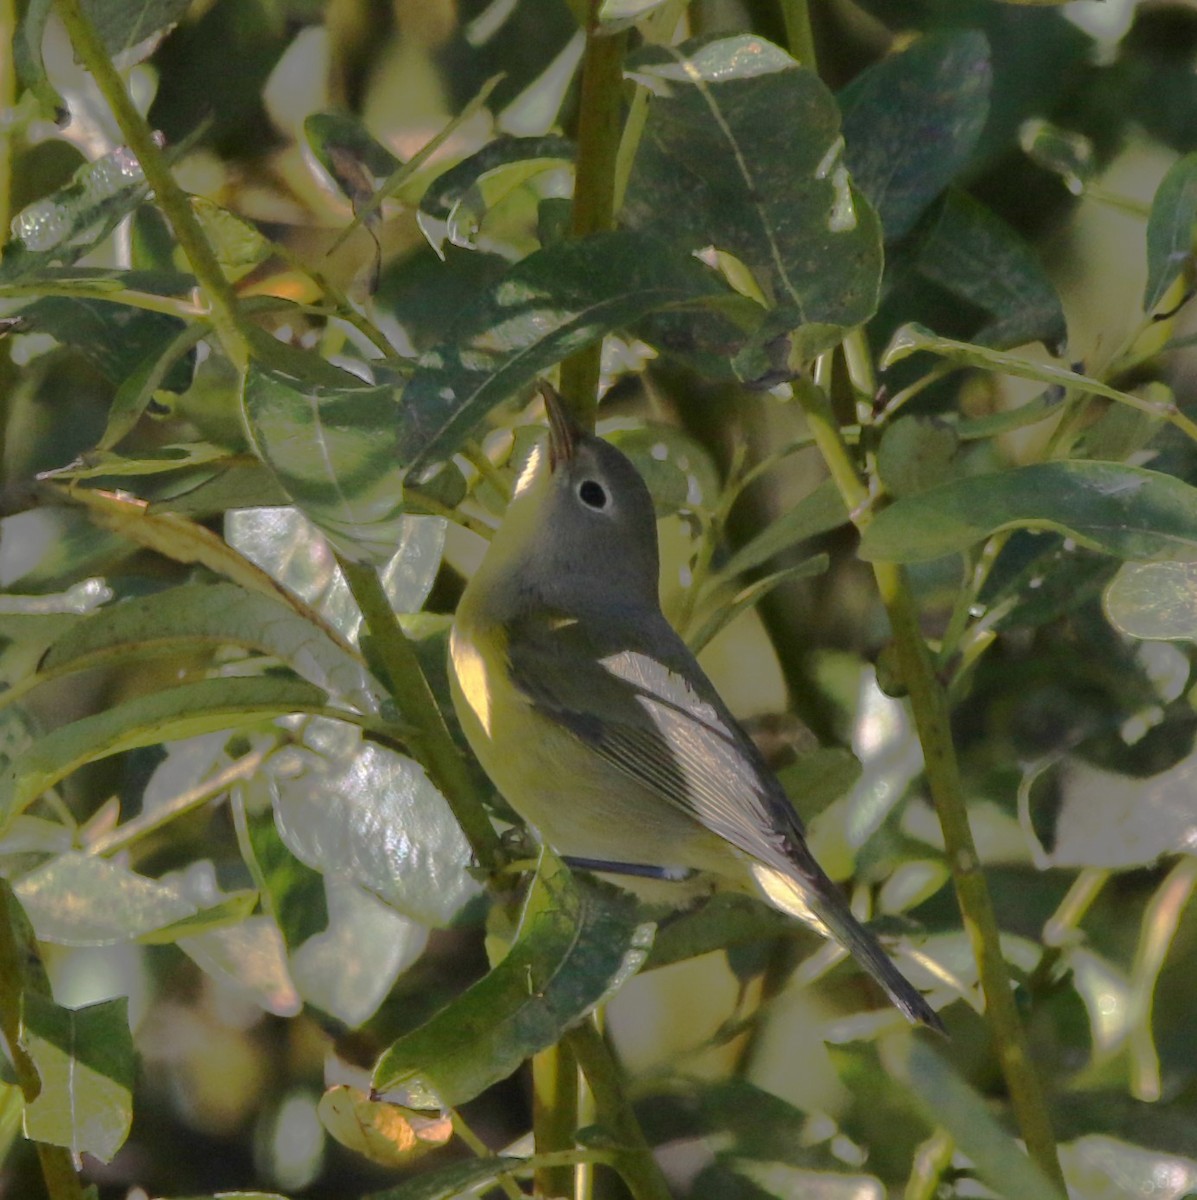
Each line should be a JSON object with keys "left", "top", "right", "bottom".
{"left": 448, "top": 382, "right": 943, "bottom": 1032}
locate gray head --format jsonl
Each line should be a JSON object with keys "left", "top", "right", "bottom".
{"left": 477, "top": 385, "right": 661, "bottom": 619}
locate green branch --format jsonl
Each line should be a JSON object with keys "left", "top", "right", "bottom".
{"left": 337, "top": 558, "right": 504, "bottom": 874}
{"left": 794, "top": 364, "right": 1066, "bottom": 1194}
{"left": 54, "top": 0, "right": 251, "bottom": 370}
{"left": 566, "top": 1020, "right": 672, "bottom": 1200}
{"left": 559, "top": 7, "right": 629, "bottom": 429}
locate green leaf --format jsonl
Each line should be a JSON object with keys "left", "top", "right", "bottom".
{"left": 34, "top": 581, "right": 381, "bottom": 712}
{"left": 19, "top": 994, "right": 134, "bottom": 1163}
{"left": 399, "top": 231, "right": 733, "bottom": 470}
{"left": 225, "top": 507, "right": 446, "bottom": 641}
{"left": 624, "top": 35, "right": 883, "bottom": 353}
{"left": 416, "top": 135, "right": 574, "bottom": 254}
{"left": 643, "top": 893, "right": 792, "bottom": 972}
{"left": 178, "top": 915, "right": 300, "bottom": 1018}
{"left": 876, "top": 415, "right": 959, "bottom": 498}
{"left": 266, "top": 718, "right": 479, "bottom": 928}
{"left": 305, "top": 112, "right": 402, "bottom": 199}
{"left": 1144, "top": 152, "right": 1197, "bottom": 313}
{"left": 908, "top": 189, "right": 1067, "bottom": 351}
{"left": 1105, "top": 561, "right": 1197, "bottom": 642}
{"left": 0, "top": 675, "right": 331, "bottom": 827}
{"left": 241, "top": 350, "right": 409, "bottom": 564}
{"left": 717, "top": 478, "right": 849, "bottom": 579}
{"left": 190, "top": 197, "right": 273, "bottom": 282}
{"left": 881, "top": 323, "right": 1176, "bottom": 421}
{"left": 882, "top": 1039, "right": 1064, "bottom": 1200}
{"left": 14, "top": 853, "right": 254, "bottom": 945}
{"left": 859, "top": 461, "right": 1197, "bottom": 564}
{"left": 840, "top": 30, "right": 991, "bottom": 240}
{"left": 18, "top": 292, "right": 190, "bottom": 386}
{"left": 2, "top": 146, "right": 153, "bottom": 280}
{"left": 364, "top": 1158, "right": 527, "bottom": 1200}
{"left": 372, "top": 854, "right": 654, "bottom": 1105}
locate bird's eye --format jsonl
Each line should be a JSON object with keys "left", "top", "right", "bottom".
{"left": 577, "top": 479, "right": 608, "bottom": 510}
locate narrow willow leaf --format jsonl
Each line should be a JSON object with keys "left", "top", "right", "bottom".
{"left": 241, "top": 350, "right": 408, "bottom": 563}
{"left": 1144, "top": 152, "right": 1197, "bottom": 313}
{"left": 416, "top": 135, "right": 573, "bottom": 255}
{"left": 624, "top": 35, "right": 883, "bottom": 354}
{"left": 716, "top": 478, "right": 849, "bottom": 580}
{"left": 98, "top": 322, "right": 211, "bottom": 451}
{"left": 399, "top": 231, "right": 732, "bottom": 470}
{"left": 19, "top": 994, "right": 134, "bottom": 1163}
{"left": 859, "top": 462, "right": 1197, "bottom": 564}
{"left": 840, "top": 30, "right": 991, "bottom": 240}
{"left": 265, "top": 718, "right": 478, "bottom": 928}
{"left": 372, "top": 854, "right": 654, "bottom": 1105}
{"left": 643, "top": 894, "right": 791, "bottom": 972}
{"left": 36, "top": 581, "right": 381, "bottom": 712}
{"left": 318, "top": 1086, "right": 452, "bottom": 1167}
{"left": 1105, "top": 561, "right": 1197, "bottom": 642}
{"left": 882, "top": 324, "right": 1181, "bottom": 427}
{"left": 190, "top": 197, "right": 273, "bottom": 282}
{"left": 883, "top": 1039, "right": 1062, "bottom": 1200}
{"left": 14, "top": 853, "right": 253, "bottom": 945}
{"left": 688, "top": 555, "right": 828, "bottom": 654}
{"left": 365, "top": 1158, "right": 527, "bottom": 1200}
{"left": 0, "top": 675, "right": 330, "bottom": 826}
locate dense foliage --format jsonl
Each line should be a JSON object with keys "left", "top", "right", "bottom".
{"left": 3, "top": 1, "right": 1197, "bottom": 1198}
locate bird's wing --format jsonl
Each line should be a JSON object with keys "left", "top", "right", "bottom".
{"left": 503, "top": 608, "right": 804, "bottom": 876}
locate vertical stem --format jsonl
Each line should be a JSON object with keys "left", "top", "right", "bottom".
{"left": 0, "top": 0, "right": 16, "bottom": 238}
{"left": 566, "top": 1019, "right": 672, "bottom": 1200}
{"left": 778, "top": 0, "right": 818, "bottom": 68}
{"left": 533, "top": 1041, "right": 580, "bottom": 1198}
{"left": 337, "top": 558, "right": 504, "bottom": 873}
{"left": 794, "top": 369, "right": 1066, "bottom": 1193}
{"left": 0, "top": 883, "right": 88, "bottom": 1200}
{"left": 560, "top": 5, "right": 629, "bottom": 429}
{"left": 54, "top": 0, "right": 250, "bottom": 370}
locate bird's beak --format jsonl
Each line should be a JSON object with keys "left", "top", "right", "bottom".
{"left": 539, "top": 382, "right": 580, "bottom": 472}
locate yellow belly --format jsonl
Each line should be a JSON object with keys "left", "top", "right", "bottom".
{"left": 447, "top": 616, "right": 736, "bottom": 877}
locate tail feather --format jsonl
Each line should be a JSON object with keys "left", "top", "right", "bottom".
{"left": 752, "top": 861, "right": 945, "bottom": 1034}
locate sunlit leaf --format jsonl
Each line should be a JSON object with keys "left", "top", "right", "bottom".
{"left": 1061, "top": 1135, "right": 1197, "bottom": 1200}
{"left": 624, "top": 34, "right": 883, "bottom": 355}
{"left": 19, "top": 994, "right": 134, "bottom": 1163}
{"left": 840, "top": 30, "right": 991, "bottom": 240}
{"left": 0, "top": 675, "right": 332, "bottom": 827}
{"left": 859, "top": 462, "right": 1197, "bottom": 564}
{"left": 1105, "top": 561, "right": 1197, "bottom": 643}
{"left": 1144, "top": 152, "right": 1197, "bottom": 313}
{"left": 372, "top": 853, "right": 654, "bottom": 1105}
{"left": 14, "top": 853, "right": 254, "bottom": 945}
{"left": 399, "top": 231, "right": 734, "bottom": 470}
{"left": 225, "top": 507, "right": 446, "bottom": 641}
{"left": 178, "top": 915, "right": 301, "bottom": 1018}
{"left": 265, "top": 718, "right": 478, "bottom": 928}
{"left": 318, "top": 1086, "right": 452, "bottom": 1167}
{"left": 190, "top": 197, "right": 273, "bottom": 282}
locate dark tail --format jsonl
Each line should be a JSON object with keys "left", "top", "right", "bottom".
{"left": 751, "top": 858, "right": 946, "bottom": 1034}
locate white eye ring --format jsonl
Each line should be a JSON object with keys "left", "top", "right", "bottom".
{"left": 577, "top": 479, "right": 609, "bottom": 510}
